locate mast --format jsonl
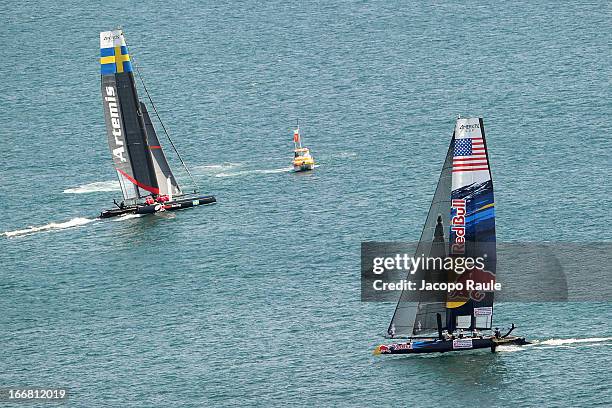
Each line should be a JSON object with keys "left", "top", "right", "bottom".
{"left": 100, "top": 29, "right": 159, "bottom": 200}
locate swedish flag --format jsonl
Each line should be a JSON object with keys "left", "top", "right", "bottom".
{"left": 100, "top": 45, "right": 132, "bottom": 75}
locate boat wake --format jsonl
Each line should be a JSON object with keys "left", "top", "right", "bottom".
{"left": 112, "top": 213, "right": 143, "bottom": 221}
{"left": 495, "top": 345, "right": 526, "bottom": 353}
{"left": 63, "top": 181, "right": 119, "bottom": 194}
{"left": 215, "top": 166, "right": 294, "bottom": 178}
{"left": 330, "top": 151, "right": 357, "bottom": 159}
{"left": 536, "top": 337, "right": 612, "bottom": 347}
{"left": 193, "top": 162, "right": 244, "bottom": 173}
{"left": 3, "top": 217, "right": 97, "bottom": 238}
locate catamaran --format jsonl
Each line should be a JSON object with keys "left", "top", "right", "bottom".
{"left": 99, "top": 29, "right": 215, "bottom": 218}
{"left": 374, "top": 117, "right": 528, "bottom": 355}
{"left": 292, "top": 124, "right": 315, "bottom": 172}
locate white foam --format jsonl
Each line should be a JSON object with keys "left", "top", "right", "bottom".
{"left": 538, "top": 337, "right": 612, "bottom": 346}
{"left": 215, "top": 166, "right": 294, "bottom": 178}
{"left": 257, "top": 166, "right": 295, "bottom": 174}
{"left": 63, "top": 181, "right": 119, "bottom": 194}
{"left": 194, "top": 162, "right": 244, "bottom": 172}
{"left": 112, "top": 213, "right": 143, "bottom": 221}
{"left": 496, "top": 345, "right": 526, "bottom": 353}
{"left": 333, "top": 151, "right": 357, "bottom": 158}
{"left": 3, "top": 217, "right": 96, "bottom": 238}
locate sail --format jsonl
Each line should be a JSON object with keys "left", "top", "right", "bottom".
{"left": 140, "top": 102, "right": 181, "bottom": 196}
{"left": 446, "top": 117, "right": 496, "bottom": 332}
{"left": 411, "top": 214, "right": 450, "bottom": 335}
{"left": 387, "top": 142, "right": 453, "bottom": 337}
{"left": 100, "top": 29, "right": 159, "bottom": 199}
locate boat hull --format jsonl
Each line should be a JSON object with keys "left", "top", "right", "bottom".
{"left": 100, "top": 195, "right": 216, "bottom": 218}
{"left": 374, "top": 336, "right": 529, "bottom": 355}
{"left": 293, "top": 164, "right": 314, "bottom": 172}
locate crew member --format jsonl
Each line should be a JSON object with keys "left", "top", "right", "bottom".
{"left": 388, "top": 324, "right": 396, "bottom": 338}
{"left": 156, "top": 194, "right": 170, "bottom": 203}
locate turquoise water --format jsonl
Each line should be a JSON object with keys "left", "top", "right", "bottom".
{"left": 1, "top": 1, "right": 611, "bottom": 406}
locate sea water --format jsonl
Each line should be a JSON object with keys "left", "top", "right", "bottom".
{"left": 1, "top": 1, "right": 610, "bottom": 406}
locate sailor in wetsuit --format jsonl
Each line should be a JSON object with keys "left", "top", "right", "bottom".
{"left": 113, "top": 199, "right": 126, "bottom": 209}
{"left": 494, "top": 327, "right": 501, "bottom": 339}
{"left": 388, "top": 324, "right": 396, "bottom": 338}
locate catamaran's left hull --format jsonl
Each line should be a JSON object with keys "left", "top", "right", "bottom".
{"left": 100, "top": 195, "right": 216, "bottom": 218}
{"left": 374, "top": 336, "right": 529, "bottom": 355}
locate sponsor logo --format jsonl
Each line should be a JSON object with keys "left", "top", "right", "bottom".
{"left": 101, "top": 32, "right": 121, "bottom": 43}
{"left": 474, "top": 307, "right": 493, "bottom": 316}
{"left": 392, "top": 343, "right": 412, "bottom": 351}
{"left": 451, "top": 199, "right": 466, "bottom": 254}
{"left": 452, "top": 339, "right": 473, "bottom": 349}
{"left": 104, "top": 86, "right": 127, "bottom": 163}
{"left": 192, "top": 200, "right": 199, "bottom": 206}
{"left": 378, "top": 345, "right": 390, "bottom": 354}
{"left": 459, "top": 123, "right": 480, "bottom": 130}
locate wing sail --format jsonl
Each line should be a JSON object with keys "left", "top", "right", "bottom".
{"left": 100, "top": 30, "right": 159, "bottom": 199}
{"left": 446, "top": 117, "right": 496, "bottom": 332}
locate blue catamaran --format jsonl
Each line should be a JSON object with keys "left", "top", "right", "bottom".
{"left": 375, "top": 117, "right": 528, "bottom": 355}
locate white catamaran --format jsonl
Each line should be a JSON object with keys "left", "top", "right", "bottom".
{"left": 374, "top": 117, "right": 528, "bottom": 355}
{"left": 99, "top": 29, "right": 215, "bottom": 218}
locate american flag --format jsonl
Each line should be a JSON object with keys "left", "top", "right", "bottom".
{"left": 452, "top": 136, "right": 489, "bottom": 173}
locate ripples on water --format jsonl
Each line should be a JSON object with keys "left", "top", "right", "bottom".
{"left": 1, "top": 0, "right": 611, "bottom": 406}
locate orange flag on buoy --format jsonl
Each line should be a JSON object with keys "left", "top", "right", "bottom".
{"left": 293, "top": 131, "right": 299, "bottom": 143}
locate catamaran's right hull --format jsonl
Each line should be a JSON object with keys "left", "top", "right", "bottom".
{"left": 374, "top": 336, "right": 529, "bottom": 355}
{"left": 100, "top": 195, "right": 216, "bottom": 218}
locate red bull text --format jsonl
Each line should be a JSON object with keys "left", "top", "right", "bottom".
{"left": 451, "top": 199, "right": 466, "bottom": 254}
